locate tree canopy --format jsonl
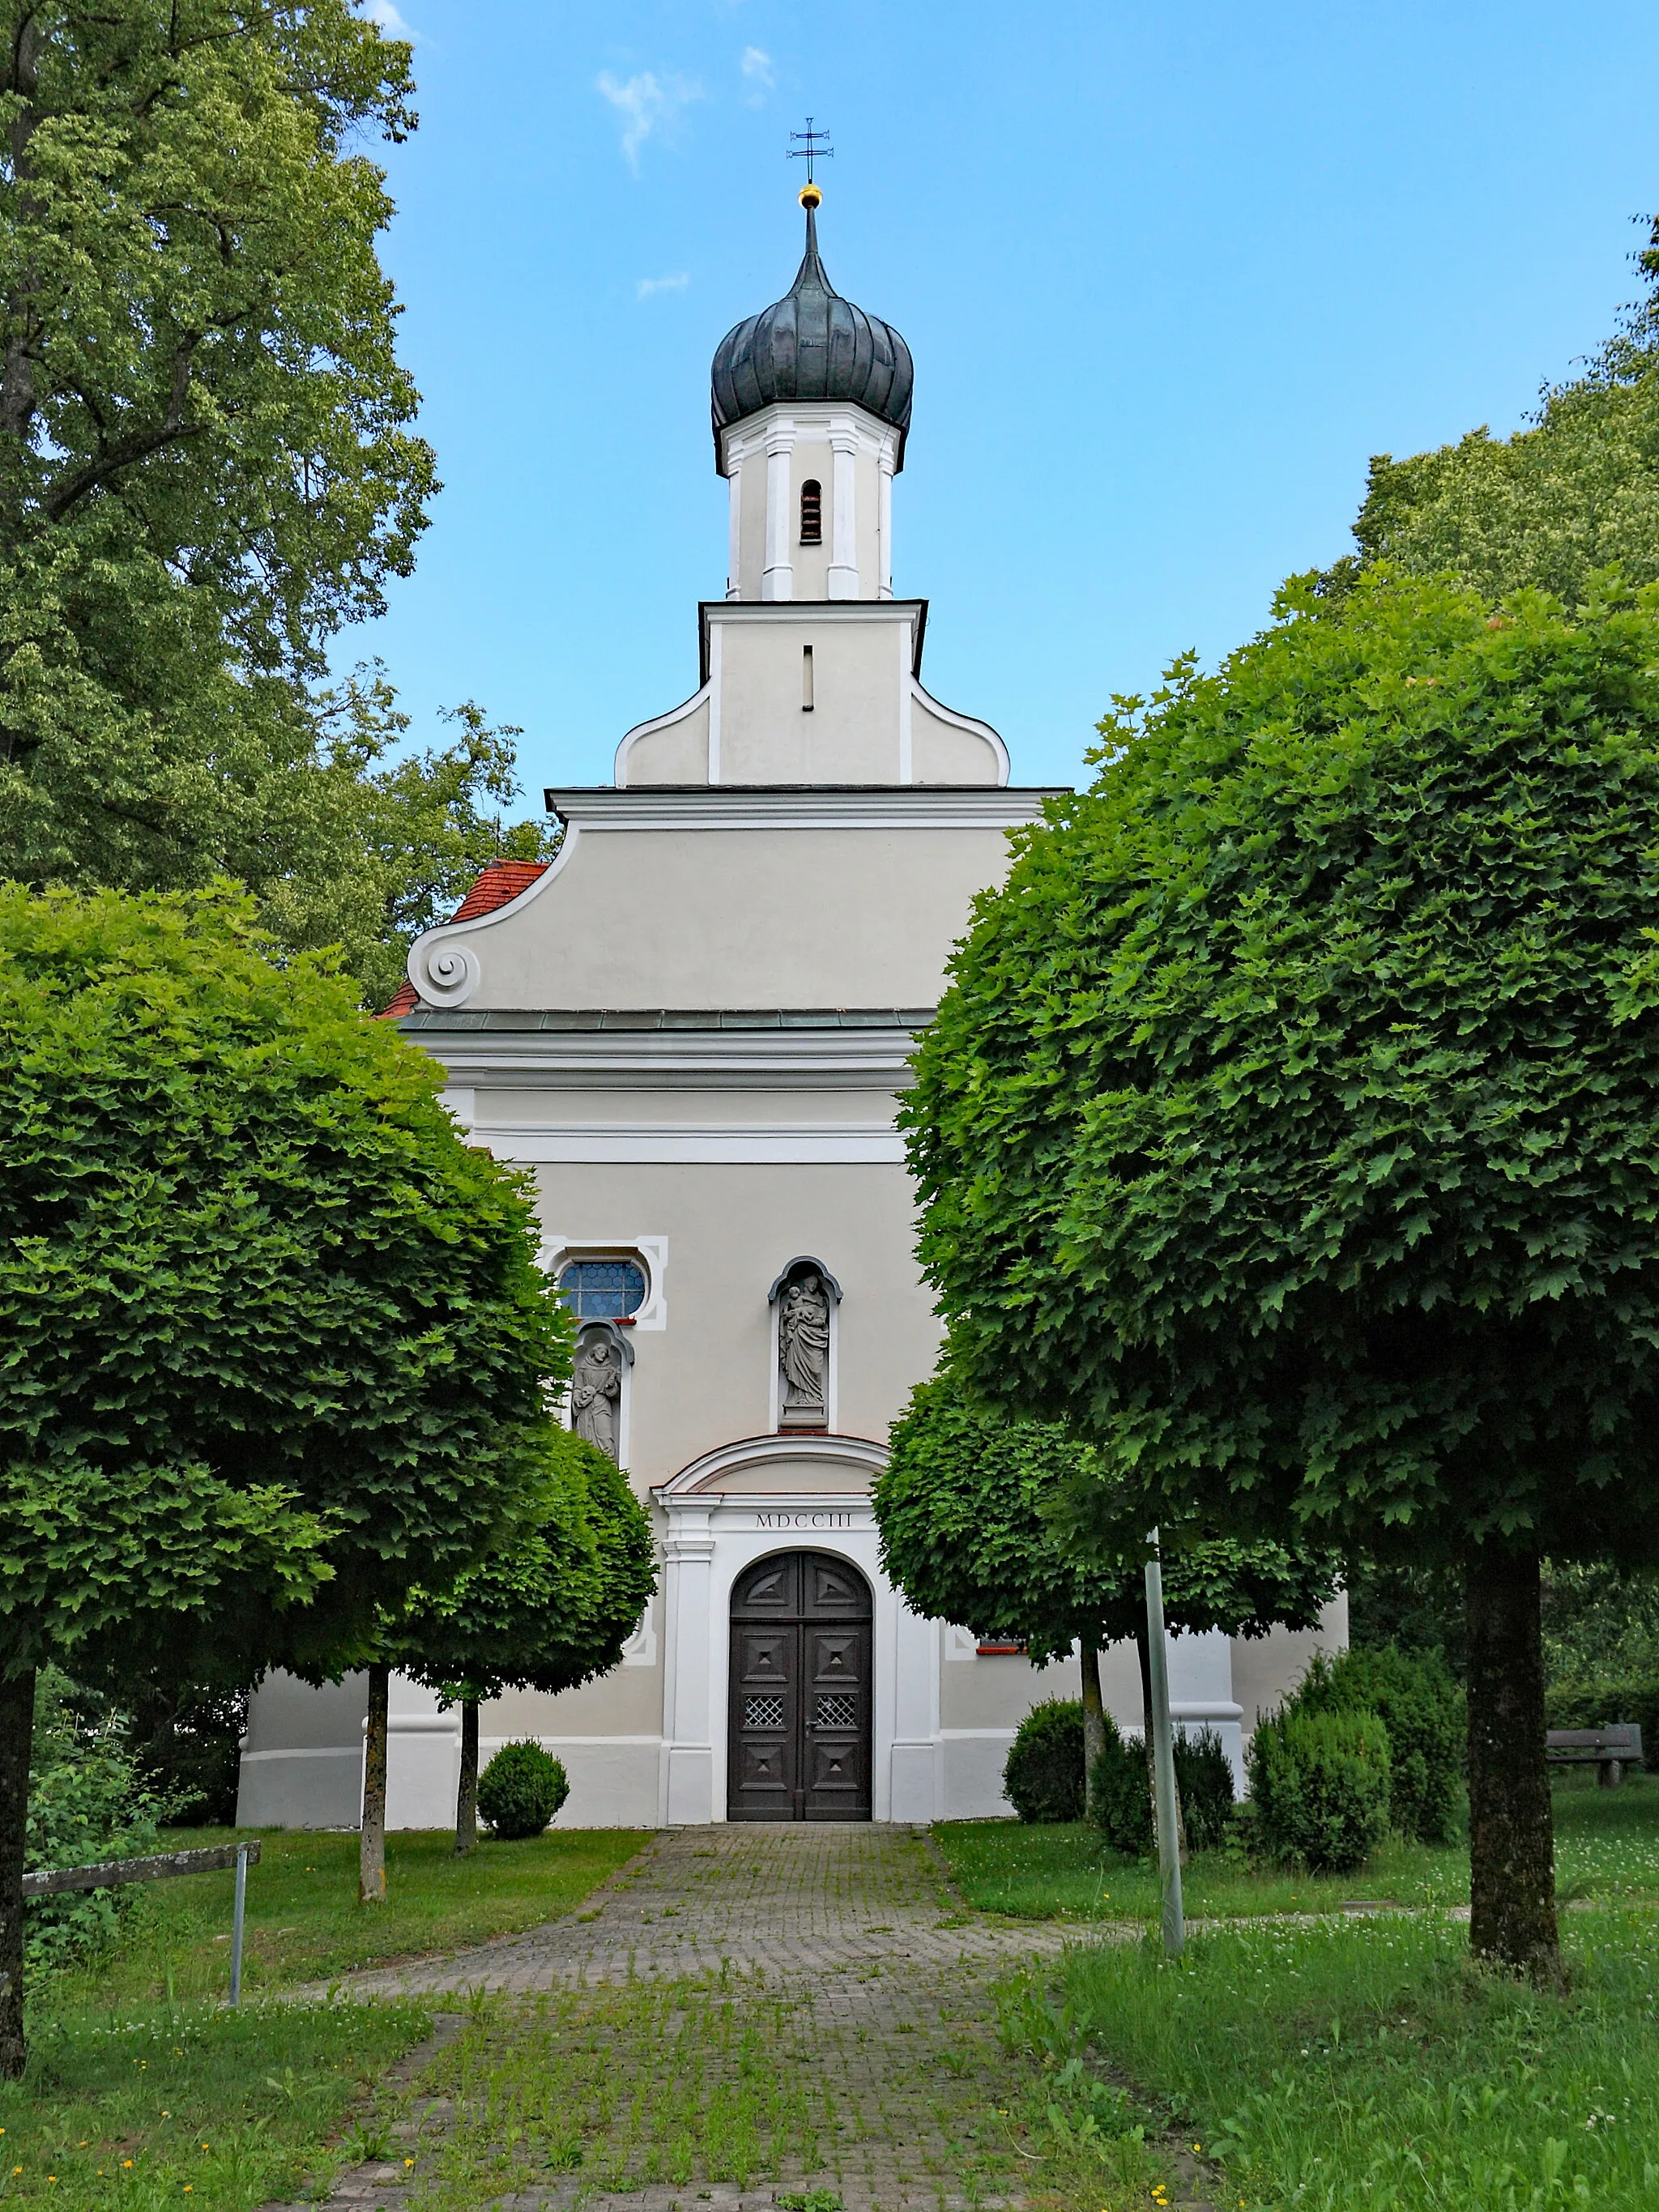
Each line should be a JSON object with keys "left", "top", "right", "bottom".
{"left": 393, "top": 1432, "right": 656, "bottom": 1708}
{"left": 0, "top": 3, "right": 551, "bottom": 1002}
{"left": 0, "top": 880, "right": 573, "bottom": 2065}
{"left": 876, "top": 1370, "right": 1340, "bottom": 1664}
{"left": 905, "top": 565, "right": 1659, "bottom": 1975}
{"left": 1340, "top": 214, "right": 1659, "bottom": 607}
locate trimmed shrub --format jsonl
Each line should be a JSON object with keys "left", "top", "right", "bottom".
{"left": 1004, "top": 1698, "right": 1085, "bottom": 1823}
{"left": 1546, "top": 1678, "right": 1659, "bottom": 1771}
{"left": 1291, "top": 1644, "right": 1463, "bottom": 1843}
{"left": 1090, "top": 1720, "right": 1238, "bottom": 1855}
{"left": 1175, "top": 1727, "right": 1237, "bottom": 1850}
{"left": 1089, "top": 1714, "right": 1153, "bottom": 1853}
{"left": 477, "top": 1740, "right": 569, "bottom": 1839}
{"left": 1248, "top": 1708, "right": 1391, "bottom": 1873}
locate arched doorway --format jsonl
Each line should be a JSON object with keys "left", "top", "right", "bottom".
{"left": 727, "top": 1551, "right": 872, "bottom": 1821}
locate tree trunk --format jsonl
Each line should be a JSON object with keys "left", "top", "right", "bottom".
{"left": 1079, "top": 1645, "right": 1106, "bottom": 1818}
{"left": 359, "top": 1663, "right": 389, "bottom": 1905}
{"left": 454, "top": 1698, "right": 479, "bottom": 1856}
{"left": 1465, "top": 1545, "right": 1561, "bottom": 1984}
{"left": 1135, "top": 1618, "right": 1188, "bottom": 1860}
{"left": 0, "top": 1669, "right": 34, "bottom": 2081}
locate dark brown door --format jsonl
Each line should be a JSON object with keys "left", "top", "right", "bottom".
{"left": 727, "top": 1551, "right": 872, "bottom": 1821}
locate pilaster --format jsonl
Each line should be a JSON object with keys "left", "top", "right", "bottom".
{"left": 659, "top": 1508, "right": 717, "bottom": 1822}
{"left": 828, "top": 432, "right": 859, "bottom": 599}
{"left": 877, "top": 451, "right": 894, "bottom": 600}
{"left": 762, "top": 429, "right": 795, "bottom": 602}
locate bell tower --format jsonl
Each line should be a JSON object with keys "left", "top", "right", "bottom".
{"left": 613, "top": 182, "right": 1004, "bottom": 789}
{"left": 710, "top": 185, "right": 911, "bottom": 604}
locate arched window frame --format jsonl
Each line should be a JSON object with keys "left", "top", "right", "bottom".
{"left": 799, "top": 477, "right": 822, "bottom": 545}
{"left": 767, "top": 1256, "right": 842, "bottom": 1434}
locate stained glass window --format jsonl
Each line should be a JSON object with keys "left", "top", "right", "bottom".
{"left": 557, "top": 1259, "right": 646, "bottom": 1319}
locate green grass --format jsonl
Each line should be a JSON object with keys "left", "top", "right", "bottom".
{"left": 938, "top": 1771, "right": 1659, "bottom": 1924}
{"left": 1026, "top": 1909, "right": 1659, "bottom": 2210}
{"left": 0, "top": 1993, "right": 432, "bottom": 2211}
{"left": 45, "top": 1823, "right": 650, "bottom": 2008}
{"left": 0, "top": 1825, "right": 650, "bottom": 2211}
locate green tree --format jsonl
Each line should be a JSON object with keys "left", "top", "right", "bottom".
{"left": 308, "top": 673, "right": 560, "bottom": 1010}
{"left": 1341, "top": 215, "right": 1659, "bottom": 607}
{"left": 905, "top": 567, "right": 1659, "bottom": 1982}
{"left": 875, "top": 1370, "right": 1340, "bottom": 1808}
{"left": 384, "top": 1433, "right": 656, "bottom": 1865}
{"left": 0, "top": 880, "right": 573, "bottom": 2072}
{"left": 0, "top": 1, "right": 535, "bottom": 991}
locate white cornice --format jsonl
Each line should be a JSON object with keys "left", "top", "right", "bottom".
{"left": 544, "top": 786, "right": 1060, "bottom": 833}
{"left": 394, "top": 1021, "right": 925, "bottom": 1093}
{"left": 474, "top": 1123, "right": 906, "bottom": 1166}
{"left": 719, "top": 403, "right": 898, "bottom": 478}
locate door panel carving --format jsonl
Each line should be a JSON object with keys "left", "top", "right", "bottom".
{"left": 728, "top": 1550, "right": 872, "bottom": 1821}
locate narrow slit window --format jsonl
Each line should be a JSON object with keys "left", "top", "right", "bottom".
{"left": 802, "top": 644, "right": 814, "bottom": 713}
{"left": 800, "top": 479, "right": 822, "bottom": 544}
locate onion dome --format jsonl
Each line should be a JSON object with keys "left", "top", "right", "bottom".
{"left": 711, "top": 194, "right": 914, "bottom": 469}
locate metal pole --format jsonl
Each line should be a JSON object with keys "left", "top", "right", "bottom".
{"left": 228, "top": 1843, "right": 248, "bottom": 2006}
{"left": 1144, "top": 1531, "right": 1185, "bottom": 1958}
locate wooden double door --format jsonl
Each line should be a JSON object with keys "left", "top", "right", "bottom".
{"left": 727, "top": 1550, "right": 873, "bottom": 1821}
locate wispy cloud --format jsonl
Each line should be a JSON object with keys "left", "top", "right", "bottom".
{"left": 365, "top": 0, "right": 418, "bottom": 40}
{"left": 637, "top": 272, "right": 690, "bottom": 300}
{"left": 597, "top": 70, "right": 702, "bottom": 174}
{"left": 740, "top": 46, "right": 775, "bottom": 104}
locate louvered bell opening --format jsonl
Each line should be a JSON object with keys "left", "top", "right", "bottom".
{"left": 800, "top": 479, "right": 822, "bottom": 544}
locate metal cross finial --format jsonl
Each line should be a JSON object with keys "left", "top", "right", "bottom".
{"left": 787, "top": 117, "right": 834, "bottom": 186}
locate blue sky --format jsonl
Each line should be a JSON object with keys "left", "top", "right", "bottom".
{"left": 352, "top": 0, "right": 1659, "bottom": 798}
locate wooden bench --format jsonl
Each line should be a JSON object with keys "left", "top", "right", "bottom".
{"left": 1546, "top": 1725, "right": 1644, "bottom": 1787}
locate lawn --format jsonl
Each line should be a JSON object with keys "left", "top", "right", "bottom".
{"left": 938, "top": 1770, "right": 1659, "bottom": 1923}
{"left": 1019, "top": 1909, "right": 1659, "bottom": 2210}
{"left": 45, "top": 1824, "right": 652, "bottom": 2008}
{"left": 0, "top": 1825, "right": 650, "bottom": 2211}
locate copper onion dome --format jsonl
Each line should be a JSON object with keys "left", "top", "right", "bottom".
{"left": 710, "top": 202, "right": 914, "bottom": 469}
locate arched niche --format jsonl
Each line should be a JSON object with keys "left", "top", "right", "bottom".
{"left": 768, "top": 1258, "right": 842, "bottom": 1433}
{"left": 569, "top": 1318, "right": 634, "bottom": 1465}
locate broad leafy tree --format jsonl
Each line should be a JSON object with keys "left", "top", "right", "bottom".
{"left": 876, "top": 1370, "right": 1339, "bottom": 1802}
{"left": 1338, "top": 214, "right": 1659, "bottom": 608}
{"left": 906, "top": 567, "right": 1659, "bottom": 1980}
{"left": 0, "top": 882, "right": 573, "bottom": 2071}
{"left": 0, "top": 3, "right": 555, "bottom": 999}
{"left": 384, "top": 1433, "right": 656, "bottom": 1865}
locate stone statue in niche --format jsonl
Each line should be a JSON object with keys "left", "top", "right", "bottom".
{"left": 571, "top": 1332, "right": 622, "bottom": 1460}
{"left": 778, "top": 1272, "right": 830, "bottom": 1429}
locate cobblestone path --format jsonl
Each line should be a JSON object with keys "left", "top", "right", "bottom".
{"left": 336, "top": 1822, "right": 1065, "bottom": 1999}
{"left": 281, "top": 1825, "right": 1090, "bottom": 2212}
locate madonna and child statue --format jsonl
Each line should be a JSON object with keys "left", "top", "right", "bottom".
{"left": 778, "top": 1271, "right": 831, "bottom": 1430}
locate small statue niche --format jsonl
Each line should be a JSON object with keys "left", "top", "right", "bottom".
{"left": 570, "top": 1322, "right": 633, "bottom": 1462}
{"left": 770, "top": 1259, "right": 842, "bottom": 1432}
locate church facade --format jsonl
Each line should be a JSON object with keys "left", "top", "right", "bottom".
{"left": 237, "top": 198, "right": 1341, "bottom": 1832}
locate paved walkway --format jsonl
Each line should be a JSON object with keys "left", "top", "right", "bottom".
{"left": 335, "top": 1822, "right": 1066, "bottom": 2000}
{"left": 275, "top": 1825, "right": 1116, "bottom": 2212}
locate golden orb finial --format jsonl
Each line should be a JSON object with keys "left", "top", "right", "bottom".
{"left": 798, "top": 181, "right": 822, "bottom": 211}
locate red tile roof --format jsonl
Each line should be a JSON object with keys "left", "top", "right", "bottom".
{"left": 378, "top": 858, "right": 550, "bottom": 1018}
{"left": 449, "top": 858, "right": 550, "bottom": 923}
